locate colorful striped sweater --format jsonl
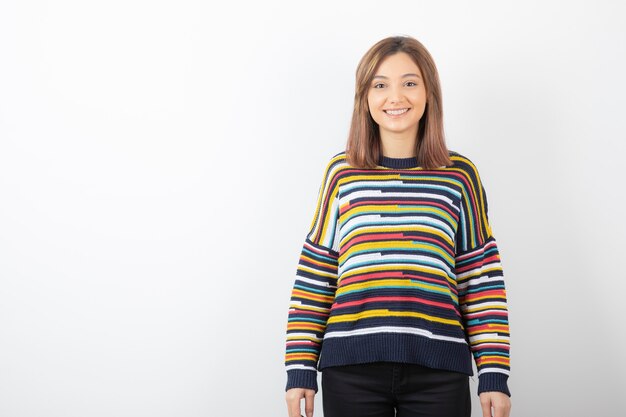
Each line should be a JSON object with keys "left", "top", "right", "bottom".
{"left": 284, "top": 150, "right": 511, "bottom": 397}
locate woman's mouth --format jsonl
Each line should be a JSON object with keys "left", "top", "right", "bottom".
{"left": 384, "top": 108, "right": 409, "bottom": 116}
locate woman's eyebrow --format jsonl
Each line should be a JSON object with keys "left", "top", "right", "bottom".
{"left": 372, "top": 73, "right": 422, "bottom": 79}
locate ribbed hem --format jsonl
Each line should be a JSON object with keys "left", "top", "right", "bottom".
{"left": 318, "top": 333, "right": 474, "bottom": 376}
{"left": 478, "top": 372, "right": 511, "bottom": 397}
{"left": 378, "top": 155, "right": 420, "bottom": 169}
{"left": 285, "top": 369, "right": 318, "bottom": 393}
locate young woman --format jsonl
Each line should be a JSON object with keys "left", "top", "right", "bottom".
{"left": 284, "top": 35, "right": 512, "bottom": 417}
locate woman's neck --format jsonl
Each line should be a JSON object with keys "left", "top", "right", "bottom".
{"left": 379, "top": 132, "right": 418, "bottom": 158}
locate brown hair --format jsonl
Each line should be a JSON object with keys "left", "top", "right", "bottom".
{"left": 345, "top": 35, "right": 452, "bottom": 169}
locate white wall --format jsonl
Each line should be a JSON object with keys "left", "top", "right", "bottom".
{"left": 1, "top": 1, "right": 625, "bottom": 416}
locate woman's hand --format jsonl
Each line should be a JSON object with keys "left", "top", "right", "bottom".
{"left": 285, "top": 388, "right": 315, "bottom": 417}
{"left": 479, "top": 391, "right": 511, "bottom": 417}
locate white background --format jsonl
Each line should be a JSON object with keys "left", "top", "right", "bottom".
{"left": 1, "top": 1, "right": 625, "bottom": 416}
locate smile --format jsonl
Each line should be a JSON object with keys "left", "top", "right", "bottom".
{"left": 384, "top": 108, "right": 409, "bottom": 115}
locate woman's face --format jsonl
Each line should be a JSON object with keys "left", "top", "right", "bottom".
{"left": 367, "top": 52, "right": 427, "bottom": 141}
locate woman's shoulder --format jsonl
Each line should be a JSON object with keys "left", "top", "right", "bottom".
{"left": 447, "top": 149, "right": 481, "bottom": 172}
{"left": 446, "top": 149, "right": 492, "bottom": 197}
{"left": 330, "top": 149, "right": 348, "bottom": 162}
{"left": 321, "top": 150, "right": 350, "bottom": 174}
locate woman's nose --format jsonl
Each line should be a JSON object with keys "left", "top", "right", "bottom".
{"left": 387, "top": 87, "right": 403, "bottom": 104}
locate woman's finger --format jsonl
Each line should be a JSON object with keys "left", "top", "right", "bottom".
{"left": 285, "top": 389, "right": 303, "bottom": 417}
{"left": 304, "top": 389, "right": 315, "bottom": 417}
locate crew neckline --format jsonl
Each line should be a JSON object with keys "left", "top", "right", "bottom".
{"left": 378, "top": 154, "right": 420, "bottom": 169}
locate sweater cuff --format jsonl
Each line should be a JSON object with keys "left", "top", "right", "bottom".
{"left": 477, "top": 372, "right": 511, "bottom": 397}
{"left": 286, "top": 369, "right": 318, "bottom": 393}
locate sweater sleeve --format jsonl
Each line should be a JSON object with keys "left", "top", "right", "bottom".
{"left": 285, "top": 157, "right": 340, "bottom": 393}
{"left": 454, "top": 158, "right": 511, "bottom": 397}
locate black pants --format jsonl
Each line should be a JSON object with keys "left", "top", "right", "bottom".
{"left": 321, "top": 362, "right": 471, "bottom": 417}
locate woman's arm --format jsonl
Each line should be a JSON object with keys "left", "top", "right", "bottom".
{"left": 453, "top": 155, "right": 512, "bottom": 399}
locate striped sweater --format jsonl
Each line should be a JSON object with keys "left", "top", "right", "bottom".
{"left": 284, "top": 150, "right": 511, "bottom": 397}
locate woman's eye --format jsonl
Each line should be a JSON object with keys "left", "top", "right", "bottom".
{"left": 373, "top": 83, "right": 385, "bottom": 89}
{"left": 406, "top": 81, "right": 417, "bottom": 87}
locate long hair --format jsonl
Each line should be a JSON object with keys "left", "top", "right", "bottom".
{"left": 345, "top": 36, "right": 452, "bottom": 169}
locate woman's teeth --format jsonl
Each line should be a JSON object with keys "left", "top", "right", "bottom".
{"left": 385, "top": 108, "right": 408, "bottom": 115}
